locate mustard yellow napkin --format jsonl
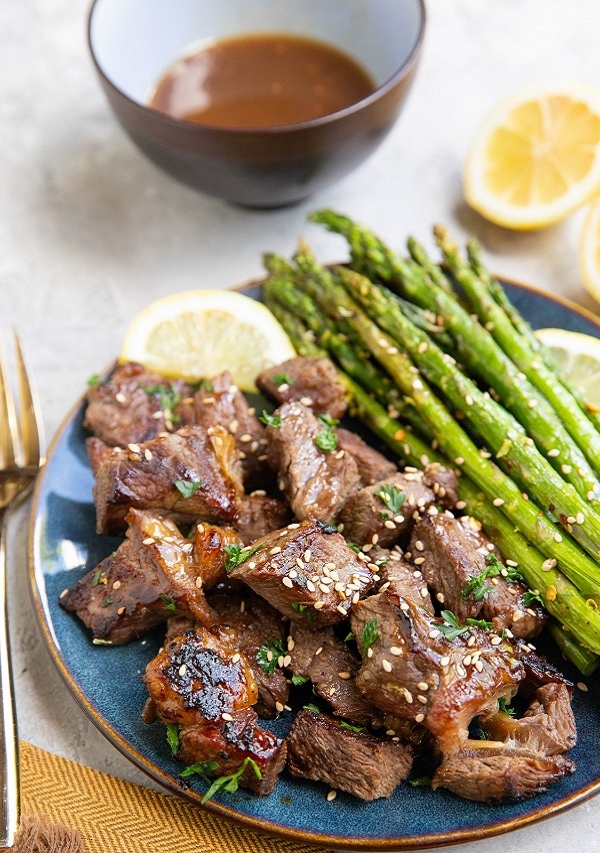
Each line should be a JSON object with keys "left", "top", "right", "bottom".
{"left": 15, "top": 742, "right": 333, "bottom": 853}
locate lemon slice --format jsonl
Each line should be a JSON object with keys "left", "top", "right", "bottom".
{"left": 464, "top": 83, "right": 600, "bottom": 230}
{"left": 580, "top": 196, "right": 600, "bottom": 305}
{"left": 535, "top": 327, "right": 600, "bottom": 408}
{"left": 119, "top": 289, "right": 296, "bottom": 390}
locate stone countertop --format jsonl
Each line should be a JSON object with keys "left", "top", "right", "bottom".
{"left": 3, "top": 1, "right": 600, "bottom": 851}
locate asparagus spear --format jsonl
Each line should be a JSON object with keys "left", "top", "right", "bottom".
{"left": 335, "top": 263, "right": 600, "bottom": 560}
{"left": 435, "top": 226, "right": 600, "bottom": 477}
{"left": 310, "top": 209, "right": 600, "bottom": 503}
{"left": 288, "top": 244, "right": 600, "bottom": 598}
{"left": 338, "top": 373, "right": 600, "bottom": 658}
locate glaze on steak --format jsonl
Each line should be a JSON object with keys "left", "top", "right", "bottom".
{"left": 256, "top": 356, "right": 348, "bottom": 420}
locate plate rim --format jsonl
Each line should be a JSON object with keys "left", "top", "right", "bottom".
{"left": 27, "top": 276, "right": 600, "bottom": 850}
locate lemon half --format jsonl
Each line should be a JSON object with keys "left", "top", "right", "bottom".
{"left": 464, "top": 83, "right": 600, "bottom": 230}
{"left": 535, "top": 327, "right": 600, "bottom": 408}
{"left": 119, "top": 289, "right": 296, "bottom": 391}
{"left": 580, "top": 196, "right": 600, "bottom": 306}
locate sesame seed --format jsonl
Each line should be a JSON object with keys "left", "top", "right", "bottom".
{"left": 455, "top": 664, "right": 467, "bottom": 677}
{"left": 418, "top": 342, "right": 428, "bottom": 354}
{"left": 415, "top": 713, "right": 425, "bottom": 723}
{"left": 195, "top": 577, "right": 203, "bottom": 589}
{"left": 179, "top": 664, "right": 187, "bottom": 676}
{"left": 59, "top": 588, "right": 69, "bottom": 599}
{"left": 554, "top": 532, "right": 563, "bottom": 542}
{"left": 577, "top": 682, "right": 589, "bottom": 692}
{"left": 232, "top": 653, "right": 241, "bottom": 663}
{"left": 239, "top": 433, "right": 252, "bottom": 443}
{"left": 528, "top": 398, "right": 538, "bottom": 408}
{"left": 142, "top": 537, "right": 155, "bottom": 546}
{"left": 314, "top": 601, "right": 325, "bottom": 610}
{"left": 275, "top": 701, "right": 284, "bottom": 713}
{"left": 454, "top": 456, "right": 465, "bottom": 466}
{"left": 547, "top": 449, "right": 560, "bottom": 458}
{"left": 417, "top": 695, "right": 427, "bottom": 704}
{"left": 128, "top": 443, "right": 140, "bottom": 453}
{"left": 475, "top": 660, "right": 484, "bottom": 672}
{"left": 144, "top": 448, "right": 153, "bottom": 461}
{"left": 282, "top": 577, "right": 294, "bottom": 588}
{"left": 440, "top": 656, "right": 450, "bottom": 667}
{"left": 465, "top": 394, "right": 473, "bottom": 406}
{"left": 436, "top": 592, "right": 445, "bottom": 603}
{"left": 248, "top": 561, "right": 256, "bottom": 570}
{"left": 327, "top": 790, "right": 337, "bottom": 802}
{"left": 381, "top": 659, "right": 392, "bottom": 673}
{"left": 455, "top": 500, "right": 467, "bottom": 510}
{"left": 115, "top": 391, "right": 127, "bottom": 403}
{"left": 270, "top": 546, "right": 282, "bottom": 555}
{"left": 493, "top": 498, "right": 505, "bottom": 506}
{"left": 283, "top": 655, "right": 292, "bottom": 667}
{"left": 403, "top": 689, "right": 414, "bottom": 704}
{"left": 576, "top": 513, "right": 585, "bottom": 525}
{"left": 490, "top": 636, "right": 502, "bottom": 646}
{"left": 300, "top": 397, "right": 313, "bottom": 406}
{"left": 462, "top": 655, "right": 472, "bottom": 666}
{"left": 338, "top": 671, "right": 352, "bottom": 680}
{"left": 390, "top": 646, "right": 402, "bottom": 656}
{"left": 117, "top": 606, "right": 125, "bottom": 615}
{"left": 336, "top": 604, "right": 347, "bottom": 615}
{"left": 541, "top": 558, "right": 557, "bottom": 571}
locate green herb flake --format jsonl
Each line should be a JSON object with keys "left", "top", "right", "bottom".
{"left": 165, "top": 722, "right": 180, "bottom": 755}
{"left": 361, "top": 618, "right": 380, "bottom": 656}
{"left": 523, "top": 589, "right": 544, "bottom": 607}
{"left": 223, "top": 542, "right": 262, "bottom": 574}
{"left": 179, "top": 759, "right": 219, "bottom": 781}
{"left": 303, "top": 703, "right": 320, "bottom": 714}
{"left": 437, "top": 610, "right": 469, "bottom": 640}
{"left": 159, "top": 593, "right": 177, "bottom": 612}
{"left": 174, "top": 479, "right": 202, "bottom": 499}
{"left": 291, "top": 674, "right": 309, "bottom": 686}
{"left": 87, "top": 374, "right": 102, "bottom": 388}
{"left": 272, "top": 373, "right": 294, "bottom": 387}
{"left": 92, "top": 570, "right": 102, "bottom": 587}
{"left": 338, "top": 721, "right": 367, "bottom": 733}
{"left": 408, "top": 776, "right": 432, "bottom": 788}
{"left": 101, "top": 597, "right": 114, "bottom": 608}
{"left": 260, "top": 410, "right": 282, "bottom": 428}
{"left": 314, "top": 414, "right": 339, "bottom": 453}
{"left": 498, "top": 697, "right": 516, "bottom": 716}
{"left": 346, "top": 541, "right": 361, "bottom": 553}
{"left": 465, "top": 617, "right": 493, "bottom": 630}
{"left": 374, "top": 483, "right": 406, "bottom": 514}
{"left": 200, "top": 758, "right": 262, "bottom": 804}
{"left": 141, "top": 384, "right": 181, "bottom": 424}
{"left": 290, "top": 602, "right": 314, "bottom": 622}
{"left": 256, "top": 638, "right": 286, "bottom": 674}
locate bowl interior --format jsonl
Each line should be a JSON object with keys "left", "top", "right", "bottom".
{"left": 89, "top": 0, "right": 425, "bottom": 110}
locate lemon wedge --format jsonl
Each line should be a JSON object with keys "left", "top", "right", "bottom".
{"left": 119, "top": 289, "right": 296, "bottom": 391}
{"left": 464, "top": 83, "right": 600, "bottom": 230}
{"left": 580, "top": 196, "right": 600, "bottom": 305}
{"left": 535, "top": 327, "right": 600, "bottom": 408}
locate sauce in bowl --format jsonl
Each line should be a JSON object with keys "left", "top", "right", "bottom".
{"left": 149, "top": 32, "right": 375, "bottom": 129}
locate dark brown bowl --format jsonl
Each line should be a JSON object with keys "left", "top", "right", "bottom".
{"left": 88, "top": 0, "right": 426, "bottom": 208}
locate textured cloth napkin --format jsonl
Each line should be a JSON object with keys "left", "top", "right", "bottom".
{"left": 13, "top": 741, "right": 333, "bottom": 853}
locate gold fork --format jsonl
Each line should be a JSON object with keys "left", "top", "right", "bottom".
{"left": 0, "top": 332, "right": 45, "bottom": 847}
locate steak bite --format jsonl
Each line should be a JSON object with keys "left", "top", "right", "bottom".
{"left": 336, "top": 428, "right": 397, "bottom": 486}
{"left": 338, "top": 471, "right": 438, "bottom": 551}
{"left": 256, "top": 356, "right": 348, "bottom": 420}
{"left": 60, "top": 509, "right": 217, "bottom": 645}
{"left": 229, "top": 519, "right": 374, "bottom": 627}
{"left": 286, "top": 710, "right": 413, "bottom": 801}
{"left": 349, "top": 590, "right": 525, "bottom": 755}
{"left": 265, "top": 401, "right": 360, "bottom": 522}
{"left": 92, "top": 424, "right": 243, "bottom": 535}
{"left": 207, "top": 592, "right": 290, "bottom": 719}
{"left": 372, "top": 550, "right": 434, "bottom": 614}
{"left": 84, "top": 361, "right": 193, "bottom": 447}
{"left": 143, "top": 627, "right": 286, "bottom": 795}
{"left": 288, "top": 622, "right": 383, "bottom": 727}
{"left": 431, "top": 747, "right": 575, "bottom": 802}
{"left": 187, "top": 371, "right": 270, "bottom": 489}
{"left": 234, "top": 493, "right": 292, "bottom": 543}
{"left": 410, "top": 514, "right": 546, "bottom": 639}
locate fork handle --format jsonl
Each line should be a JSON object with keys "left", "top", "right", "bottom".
{"left": 0, "top": 515, "right": 20, "bottom": 848}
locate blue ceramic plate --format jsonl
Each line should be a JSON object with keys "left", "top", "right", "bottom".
{"left": 29, "top": 280, "right": 600, "bottom": 850}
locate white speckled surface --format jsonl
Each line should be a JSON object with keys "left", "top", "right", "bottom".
{"left": 4, "top": 1, "right": 600, "bottom": 849}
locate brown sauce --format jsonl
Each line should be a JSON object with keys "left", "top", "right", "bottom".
{"left": 149, "top": 32, "right": 375, "bottom": 129}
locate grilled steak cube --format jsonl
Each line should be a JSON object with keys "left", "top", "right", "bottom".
{"left": 188, "top": 371, "right": 270, "bottom": 489}
{"left": 86, "top": 436, "right": 113, "bottom": 476}
{"left": 84, "top": 361, "right": 193, "bottom": 447}
{"left": 265, "top": 401, "right": 360, "bottom": 522}
{"left": 143, "top": 627, "right": 286, "bottom": 795}
{"left": 432, "top": 747, "right": 575, "bottom": 802}
{"left": 371, "top": 549, "right": 434, "bottom": 613}
{"left": 93, "top": 424, "right": 243, "bottom": 534}
{"left": 336, "top": 428, "right": 397, "bottom": 486}
{"left": 234, "top": 493, "right": 292, "bottom": 543}
{"left": 60, "top": 509, "right": 216, "bottom": 644}
{"left": 410, "top": 514, "right": 546, "bottom": 639}
{"left": 350, "top": 590, "right": 525, "bottom": 754}
{"left": 288, "top": 623, "right": 382, "bottom": 727}
{"left": 208, "top": 592, "right": 290, "bottom": 719}
{"left": 256, "top": 356, "right": 347, "bottom": 420}
{"left": 422, "top": 463, "right": 459, "bottom": 509}
{"left": 229, "top": 520, "right": 374, "bottom": 626}
{"left": 286, "top": 710, "right": 413, "bottom": 801}
{"left": 339, "top": 471, "right": 437, "bottom": 550}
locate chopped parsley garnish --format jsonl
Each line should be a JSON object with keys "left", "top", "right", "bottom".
{"left": 272, "top": 373, "right": 294, "bottom": 387}
{"left": 523, "top": 589, "right": 544, "bottom": 607}
{"left": 361, "top": 619, "right": 380, "bottom": 656}
{"left": 291, "top": 602, "right": 314, "bottom": 622}
{"left": 223, "top": 542, "right": 262, "bottom": 574}
{"left": 101, "top": 597, "right": 114, "bottom": 608}
{"left": 303, "top": 703, "right": 320, "bottom": 714}
{"left": 198, "top": 379, "right": 213, "bottom": 392}
{"left": 408, "top": 776, "right": 432, "bottom": 788}
{"left": 256, "top": 638, "right": 286, "bottom": 674}
{"left": 314, "top": 414, "right": 339, "bottom": 452}
{"left": 141, "top": 384, "right": 181, "bottom": 423}
{"left": 87, "top": 374, "right": 102, "bottom": 388}
{"left": 438, "top": 610, "right": 469, "bottom": 640}
{"left": 498, "top": 697, "right": 516, "bottom": 716}
{"left": 92, "top": 570, "right": 102, "bottom": 586}
{"left": 174, "top": 479, "right": 202, "bottom": 499}
{"left": 291, "top": 674, "right": 309, "bottom": 686}
{"left": 374, "top": 483, "right": 406, "bottom": 514}
{"left": 465, "top": 617, "right": 493, "bottom": 630}
{"left": 344, "top": 631, "right": 355, "bottom": 643}
{"left": 259, "top": 410, "right": 282, "bottom": 428}
{"left": 346, "top": 541, "right": 361, "bottom": 553}
{"left": 184, "top": 757, "right": 262, "bottom": 804}
{"left": 462, "top": 553, "right": 524, "bottom": 601}
{"left": 159, "top": 594, "right": 176, "bottom": 612}
{"left": 338, "top": 721, "right": 367, "bottom": 733}
{"left": 165, "top": 722, "right": 180, "bottom": 755}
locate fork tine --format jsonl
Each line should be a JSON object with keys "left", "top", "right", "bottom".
{"left": 0, "top": 337, "right": 19, "bottom": 469}
{"left": 13, "top": 331, "right": 45, "bottom": 468}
